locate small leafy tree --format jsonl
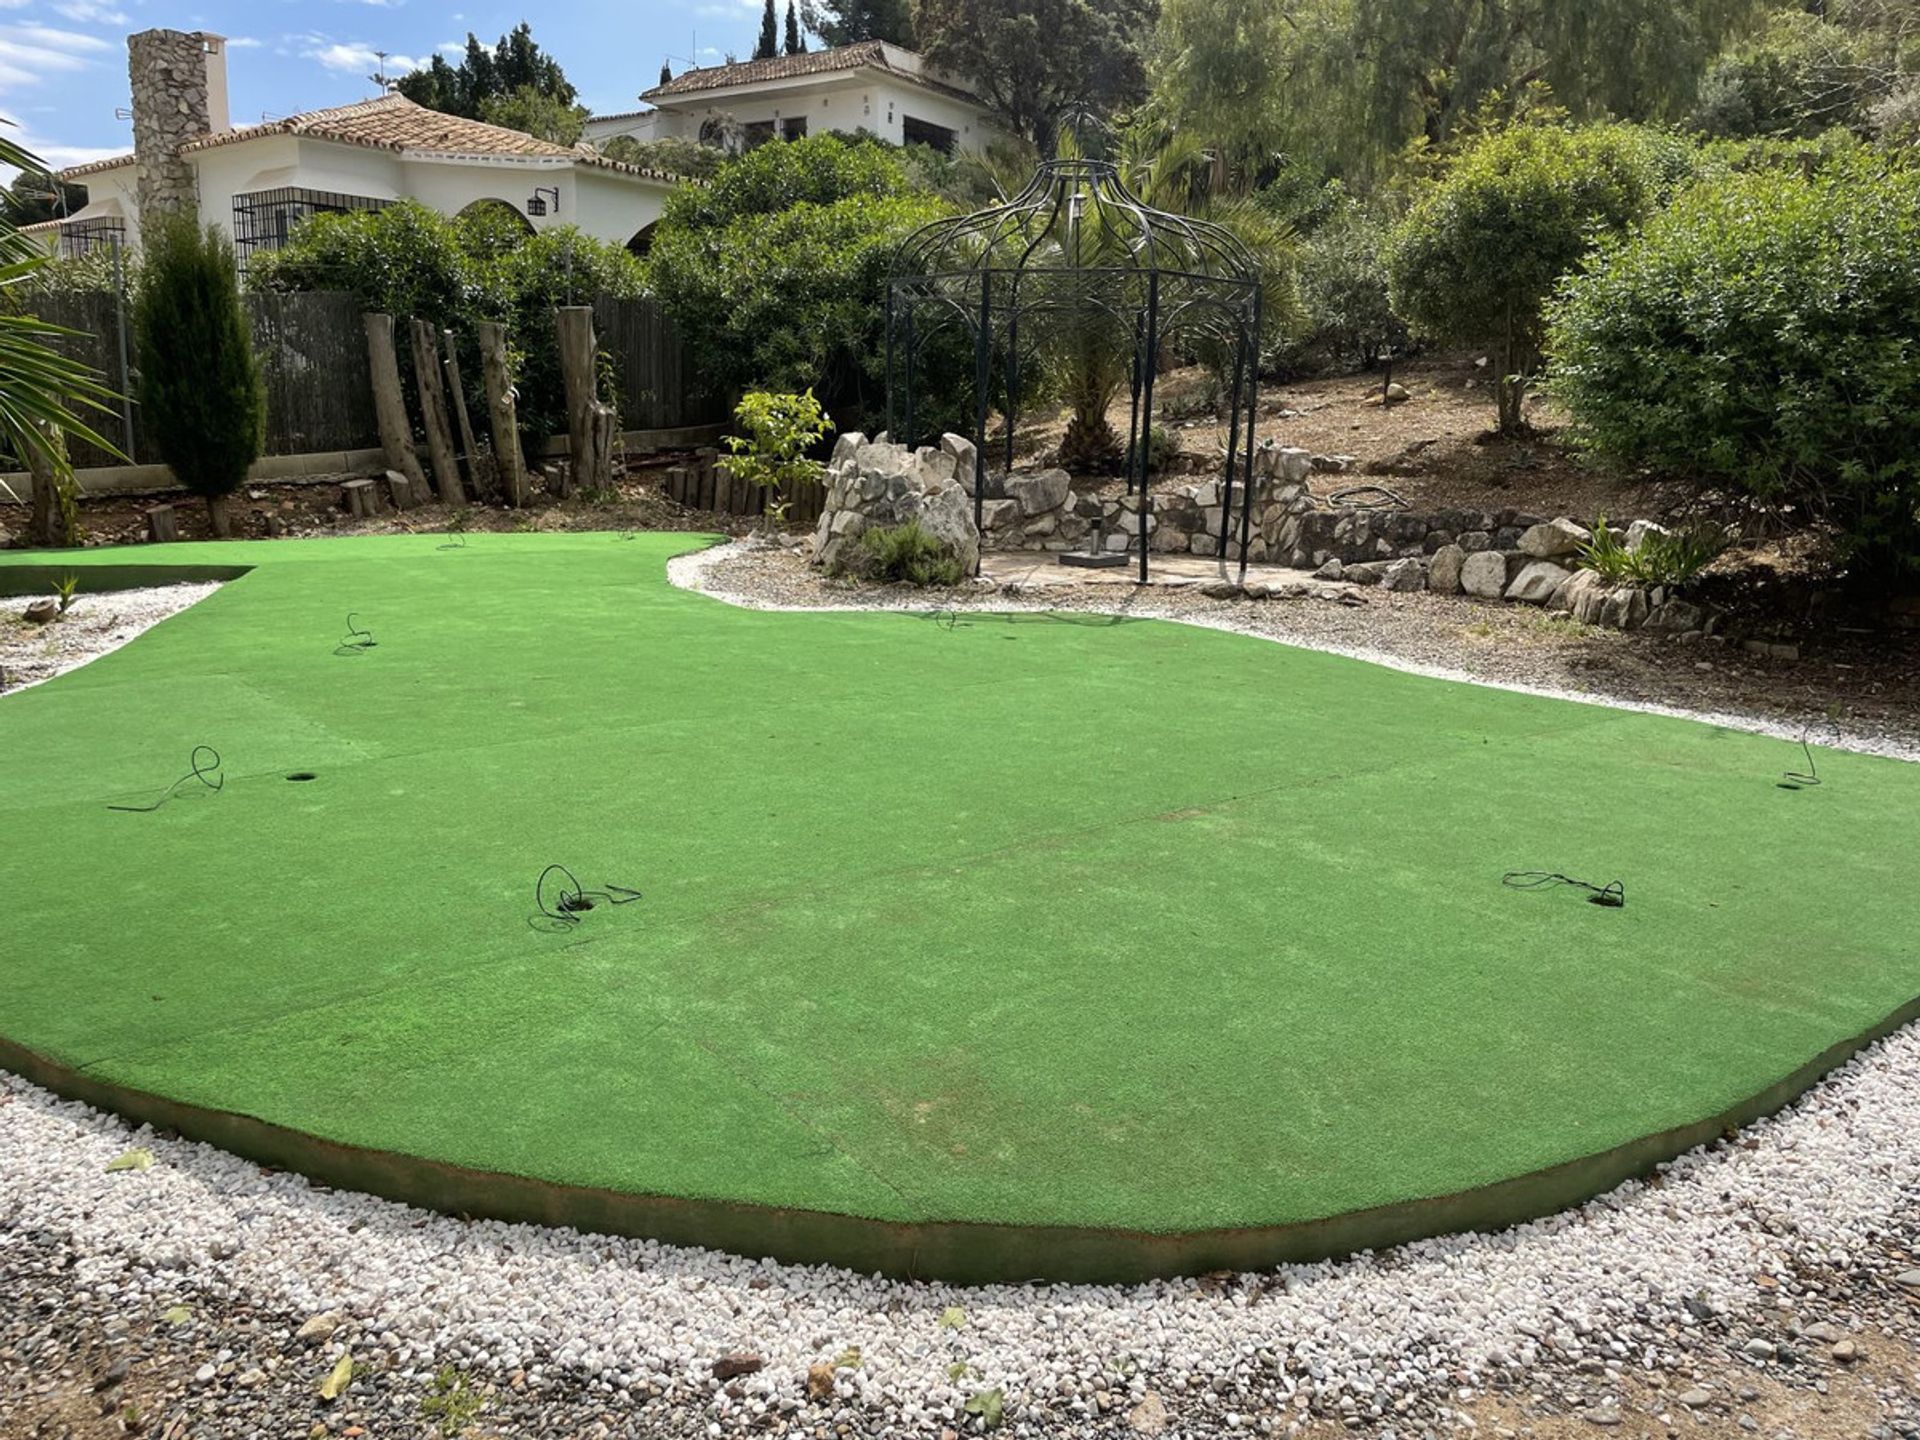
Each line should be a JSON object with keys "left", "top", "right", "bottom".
{"left": 477, "top": 85, "right": 587, "bottom": 145}
{"left": 1548, "top": 156, "right": 1920, "bottom": 590}
{"left": 645, "top": 135, "right": 949, "bottom": 416}
{"left": 132, "top": 215, "right": 264, "bottom": 537}
{"left": 721, "top": 389, "right": 834, "bottom": 532}
{"left": 1386, "top": 123, "right": 1676, "bottom": 433}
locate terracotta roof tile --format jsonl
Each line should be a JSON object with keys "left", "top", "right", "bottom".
{"left": 60, "top": 95, "right": 691, "bottom": 183}
{"left": 642, "top": 41, "right": 981, "bottom": 107}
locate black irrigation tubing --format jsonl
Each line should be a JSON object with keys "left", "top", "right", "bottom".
{"left": 436, "top": 535, "right": 469, "bottom": 551}
{"left": 1502, "top": 870, "right": 1626, "bottom": 909}
{"left": 530, "top": 863, "right": 644, "bottom": 934}
{"left": 107, "top": 745, "right": 223, "bottom": 813}
{"left": 1781, "top": 718, "right": 1844, "bottom": 790}
{"left": 333, "top": 613, "right": 377, "bottom": 657}
{"left": 1326, "top": 484, "right": 1410, "bottom": 511}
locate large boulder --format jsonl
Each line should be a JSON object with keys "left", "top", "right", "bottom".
{"left": 813, "top": 438, "right": 980, "bottom": 579}
{"left": 1506, "top": 560, "right": 1571, "bottom": 605}
{"left": 1460, "top": 550, "right": 1510, "bottom": 598}
{"left": 1428, "top": 543, "right": 1466, "bottom": 595}
{"left": 1519, "top": 518, "right": 1591, "bottom": 559}
{"left": 1004, "top": 468, "right": 1072, "bottom": 517}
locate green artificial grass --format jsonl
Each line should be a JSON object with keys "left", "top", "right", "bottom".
{"left": 3, "top": 533, "right": 1918, "bottom": 1270}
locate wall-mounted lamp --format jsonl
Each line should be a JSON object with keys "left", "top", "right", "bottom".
{"left": 527, "top": 185, "right": 560, "bottom": 217}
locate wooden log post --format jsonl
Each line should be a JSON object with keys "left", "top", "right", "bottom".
{"left": 475, "top": 321, "right": 531, "bottom": 508}
{"left": 440, "top": 328, "right": 486, "bottom": 500}
{"left": 362, "top": 313, "right": 429, "bottom": 494}
{"left": 342, "top": 478, "right": 380, "bottom": 519}
{"left": 145, "top": 504, "right": 178, "bottom": 544}
{"left": 385, "top": 470, "right": 419, "bottom": 510}
{"left": 555, "top": 305, "right": 617, "bottom": 497}
{"left": 408, "top": 317, "right": 465, "bottom": 504}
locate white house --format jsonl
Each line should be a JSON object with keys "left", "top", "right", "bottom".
{"left": 48, "top": 30, "right": 684, "bottom": 264}
{"left": 584, "top": 42, "right": 1001, "bottom": 157}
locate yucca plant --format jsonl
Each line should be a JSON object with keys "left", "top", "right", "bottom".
{"left": 0, "top": 129, "right": 122, "bottom": 537}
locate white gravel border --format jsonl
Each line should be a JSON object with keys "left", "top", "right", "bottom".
{"left": 1, "top": 541, "right": 1915, "bottom": 1436}
{"left": 671, "top": 539, "right": 1920, "bottom": 764}
{"left": 1, "top": 581, "right": 223, "bottom": 694}
{"left": 4, "top": 1025, "right": 1917, "bottom": 1434}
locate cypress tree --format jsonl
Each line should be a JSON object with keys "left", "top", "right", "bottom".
{"left": 755, "top": 0, "right": 779, "bottom": 59}
{"left": 785, "top": 1, "right": 806, "bottom": 53}
{"left": 132, "top": 216, "right": 265, "bottom": 538}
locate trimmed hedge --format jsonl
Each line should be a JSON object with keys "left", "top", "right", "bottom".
{"left": 1548, "top": 157, "right": 1920, "bottom": 587}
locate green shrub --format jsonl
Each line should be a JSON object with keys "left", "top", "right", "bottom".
{"left": 598, "top": 135, "right": 725, "bottom": 180}
{"left": 1578, "top": 517, "right": 1726, "bottom": 587}
{"left": 133, "top": 215, "right": 265, "bottom": 536}
{"left": 1386, "top": 123, "right": 1680, "bottom": 432}
{"left": 645, "top": 135, "right": 951, "bottom": 419}
{"left": 854, "top": 520, "right": 965, "bottom": 586}
{"left": 1548, "top": 158, "right": 1920, "bottom": 589}
{"left": 721, "top": 389, "right": 834, "bottom": 528}
{"left": 1690, "top": 10, "right": 1881, "bottom": 141}
{"left": 1289, "top": 199, "right": 1407, "bottom": 373}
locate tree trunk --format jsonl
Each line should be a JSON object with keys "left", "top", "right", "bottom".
{"left": 206, "top": 491, "right": 232, "bottom": 538}
{"left": 363, "top": 313, "right": 429, "bottom": 492}
{"left": 440, "top": 328, "right": 486, "bottom": 500}
{"left": 25, "top": 422, "right": 68, "bottom": 547}
{"left": 476, "top": 321, "right": 531, "bottom": 507}
{"left": 555, "top": 305, "right": 617, "bottom": 496}
{"left": 408, "top": 317, "right": 465, "bottom": 504}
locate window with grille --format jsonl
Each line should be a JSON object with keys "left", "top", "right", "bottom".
{"left": 231, "top": 188, "right": 385, "bottom": 267}
{"left": 61, "top": 219, "right": 127, "bottom": 258}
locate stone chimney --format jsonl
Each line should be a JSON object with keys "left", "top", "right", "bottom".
{"left": 128, "top": 29, "right": 230, "bottom": 227}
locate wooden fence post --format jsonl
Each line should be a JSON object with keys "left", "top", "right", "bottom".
{"left": 408, "top": 318, "right": 465, "bottom": 504}
{"left": 555, "top": 305, "right": 616, "bottom": 497}
{"left": 476, "top": 321, "right": 530, "bottom": 508}
{"left": 362, "top": 313, "right": 428, "bottom": 493}
{"left": 440, "top": 329, "right": 486, "bottom": 499}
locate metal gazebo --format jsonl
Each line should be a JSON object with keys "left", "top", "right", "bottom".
{"left": 885, "top": 143, "right": 1264, "bottom": 584}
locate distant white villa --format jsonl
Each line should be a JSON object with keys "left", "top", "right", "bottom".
{"left": 35, "top": 33, "right": 1000, "bottom": 266}
{"left": 585, "top": 42, "right": 1001, "bottom": 157}
{"left": 42, "top": 31, "right": 683, "bottom": 263}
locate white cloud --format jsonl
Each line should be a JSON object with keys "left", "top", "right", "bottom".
{"left": 0, "top": 119, "right": 127, "bottom": 182}
{"left": 50, "top": 1, "right": 130, "bottom": 23}
{"left": 304, "top": 40, "right": 425, "bottom": 75}
{"left": 226, "top": 36, "right": 264, "bottom": 49}
{"left": 0, "top": 21, "right": 112, "bottom": 89}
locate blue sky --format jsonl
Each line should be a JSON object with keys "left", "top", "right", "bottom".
{"left": 0, "top": 0, "right": 768, "bottom": 172}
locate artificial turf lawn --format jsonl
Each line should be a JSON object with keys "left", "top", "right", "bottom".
{"left": 3, "top": 532, "right": 1918, "bottom": 1248}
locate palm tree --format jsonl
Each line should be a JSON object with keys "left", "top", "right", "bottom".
{"left": 941, "top": 115, "right": 1297, "bottom": 472}
{"left": 0, "top": 129, "right": 121, "bottom": 537}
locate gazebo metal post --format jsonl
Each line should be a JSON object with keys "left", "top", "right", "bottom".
{"left": 883, "top": 287, "right": 897, "bottom": 440}
{"left": 972, "top": 273, "right": 993, "bottom": 542}
{"left": 1137, "top": 272, "right": 1161, "bottom": 585}
{"left": 902, "top": 306, "right": 917, "bottom": 446}
{"left": 1236, "top": 291, "right": 1263, "bottom": 583}
{"left": 1216, "top": 336, "right": 1247, "bottom": 567}
{"left": 1004, "top": 314, "right": 1021, "bottom": 473}
{"left": 1123, "top": 313, "right": 1144, "bottom": 499}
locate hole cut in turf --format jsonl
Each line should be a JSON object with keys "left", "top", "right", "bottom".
{"left": 286, "top": 772, "right": 317, "bottom": 782}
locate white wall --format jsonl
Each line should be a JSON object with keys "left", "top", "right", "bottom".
{"left": 67, "top": 139, "right": 671, "bottom": 257}
{"left": 598, "top": 72, "right": 999, "bottom": 155}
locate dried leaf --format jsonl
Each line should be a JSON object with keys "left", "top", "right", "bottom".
{"left": 105, "top": 1148, "right": 153, "bottom": 1173}
{"left": 938, "top": 1305, "right": 967, "bottom": 1330}
{"left": 965, "top": 1387, "right": 1005, "bottom": 1429}
{"left": 319, "top": 1353, "right": 353, "bottom": 1401}
{"left": 832, "top": 1346, "right": 861, "bottom": 1370}
{"left": 162, "top": 1305, "right": 192, "bottom": 1326}
{"left": 805, "top": 1362, "right": 835, "bottom": 1401}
